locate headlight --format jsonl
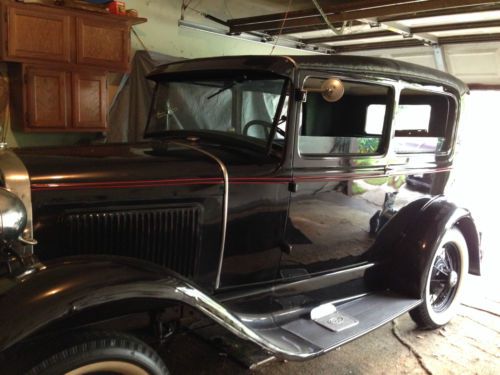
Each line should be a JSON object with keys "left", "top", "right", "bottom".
{"left": 0, "top": 188, "right": 27, "bottom": 242}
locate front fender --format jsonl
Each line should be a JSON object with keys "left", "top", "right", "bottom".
{"left": 386, "top": 196, "right": 480, "bottom": 298}
{"left": 0, "top": 256, "right": 304, "bottom": 361}
{"left": 0, "top": 256, "right": 186, "bottom": 351}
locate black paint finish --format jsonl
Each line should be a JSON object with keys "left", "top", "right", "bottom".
{"left": 15, "top": 139, "right": 291, "bottom": 290}
{"left": 0, "top": 55, "right": 481, "bottom": 359}
{"left": 0, "top": 256, "right": 178, "bottom": 352}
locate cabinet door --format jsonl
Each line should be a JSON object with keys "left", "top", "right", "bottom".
{"left": 6, "top": 6, "right": 72, "bottom": 63}
{"left": 72, "top": 71, "right": 107, "bottom": 130}
{"left": 76, "top": 17, "right": 130, "bottom": 71}
{"left": 25, "top": 67, "right": 70, "bottom": 129}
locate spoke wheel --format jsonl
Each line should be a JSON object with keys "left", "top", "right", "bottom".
{"left": 410, "top": 228, "right": 468, "bottom": 329}
{"left": 428, "top": 243, "right": 460, "bottom": 312}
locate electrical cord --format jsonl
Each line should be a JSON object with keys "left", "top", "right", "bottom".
{"left": 270, "top": 0, "right": 293, "bottom": 55}
{"left": 311, "top": 0, "right": 347, "bottom": 35}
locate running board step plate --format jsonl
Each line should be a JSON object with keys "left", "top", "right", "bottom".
{"left": 280, "top": 292, "right": 421, "bottom": 350}
{"left": 310, "top": 302, "right": 359, "bottom": 333}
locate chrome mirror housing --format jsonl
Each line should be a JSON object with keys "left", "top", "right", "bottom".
{"left": 303, "top": 76, "right": 345, "bottom": 102}
{"left": 0, "top": 188, "right": 27, "bottom": 243}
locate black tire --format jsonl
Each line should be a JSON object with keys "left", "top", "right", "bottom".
{"left": 410, "top": 228, "right": 468, "bottom": 329}
{"left": 25, "top": 331, "right": 169, "bottom": 375}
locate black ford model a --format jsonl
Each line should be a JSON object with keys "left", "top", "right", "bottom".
{"left": 0, "top": 55, "right": 481, "bottom": 374}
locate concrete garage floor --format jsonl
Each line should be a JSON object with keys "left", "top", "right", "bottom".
{"left": 160, "top": 276, "right": 499, "bottom": 375}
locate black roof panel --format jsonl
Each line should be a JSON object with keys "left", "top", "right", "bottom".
{"left": 148, "top": 55, "right": 467, "bottom": 95}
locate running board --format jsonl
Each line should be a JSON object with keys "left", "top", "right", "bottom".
{"left": 310, "top": 302, "right": 359, "bottom": 332}
{"left": 236, "top": 291, "right": 421, "bottom": 360}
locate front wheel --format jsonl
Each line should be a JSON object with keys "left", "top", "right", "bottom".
{"left": 410, "top": 228, "right": 468, "bottom": 329}
{"left": 26, "top": 331, "right": 169, "bottom": 375}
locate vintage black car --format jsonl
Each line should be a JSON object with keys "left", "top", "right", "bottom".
{"left": 0, "top": 55, "right": 480, "bottom": 374}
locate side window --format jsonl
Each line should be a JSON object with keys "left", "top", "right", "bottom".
{"left": 393, "top": 89, "right": 456, "bottom": 154}
{"left": 299, "top": 79, "right": 390, "bottom": 156}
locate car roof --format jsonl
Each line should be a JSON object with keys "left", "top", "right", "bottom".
{"left": 148, "top": 55, "right": 468, "bottom": 96}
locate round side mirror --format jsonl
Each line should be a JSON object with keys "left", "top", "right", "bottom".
{"left": 303, "top": 77, "right": 345, "bottom": 103}
{"left": 320, "top": 78, "right": 345, "bottom": 102}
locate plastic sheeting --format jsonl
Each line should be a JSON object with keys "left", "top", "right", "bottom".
{"left": 110, "top": 51, "right": 283, "bottom": 144}
{"left": 108, "top": 50, "right": 182, "bottom": 143}
{"left": 146, "top": 80, "right": 284, "bottom": 143}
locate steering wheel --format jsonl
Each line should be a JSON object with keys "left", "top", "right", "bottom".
{"left": 243, "top": 120, "right": 286, "bottom": 138}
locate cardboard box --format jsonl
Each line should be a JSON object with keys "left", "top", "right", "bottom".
{"left": 107, "top": 1, "right": 126, "bottom": 15}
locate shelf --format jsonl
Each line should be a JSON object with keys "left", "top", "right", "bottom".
{"left": 8, "top": 1, "right": 147, "bottom": 26}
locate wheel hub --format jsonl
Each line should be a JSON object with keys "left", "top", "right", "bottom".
{"left": 448, "top": 270, "right": 458, "bottom": 288}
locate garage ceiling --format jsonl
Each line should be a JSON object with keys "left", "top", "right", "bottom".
{"left": 179, "top": 0, "right": 500, "bottom": 84}
{"left": 224, "top": 0, "right": 500, "bottom": 54}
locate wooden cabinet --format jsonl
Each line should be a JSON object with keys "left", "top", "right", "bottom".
{"left": 76, "top": 17, "right": 129, "bottom": 71}
{"left": 1, "top": 1, "right": 146, "bottom": 132}
{"left": 22, "top": 65, "right": 107, "bottom": 132}
{"left": 72, "top": 71, "right": 107, "bottom": 130}
{"left": 5, "top": 6, "right": 72, "bottom": 63}
{"left": 2, "top": 2, "right": 142, "bottom": 71}
{"left": 26, "top": 67, "right": 70, "bottom": 129}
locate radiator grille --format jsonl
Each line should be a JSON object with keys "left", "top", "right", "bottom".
{"left": 63, "top": 205, "right": 202, "bottom": 277}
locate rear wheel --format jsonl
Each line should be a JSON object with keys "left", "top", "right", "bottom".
{"left": 410, "top": 228, "right": 468, "bottom": 329}
{"left": 26, "top": 331, "right": 168, "bottom": 375}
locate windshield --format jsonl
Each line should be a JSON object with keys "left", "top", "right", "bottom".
{"left": 145, "top": 77, "right": 288, "bottom": 148}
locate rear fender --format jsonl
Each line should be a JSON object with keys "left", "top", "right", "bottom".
{"left": 384, "top": 196, "right": 480, "bottom": 298}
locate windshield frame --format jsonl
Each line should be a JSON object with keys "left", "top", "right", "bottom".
{"left": 143, "top": 72, "right": 290, "bottom": 155}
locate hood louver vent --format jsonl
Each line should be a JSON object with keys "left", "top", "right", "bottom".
{"left": 63, "top": 205, "right": 202, "bottom": 277}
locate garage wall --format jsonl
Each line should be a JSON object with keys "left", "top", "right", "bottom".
{"left": 125, "top": 0, "right": 317, "bottom": 57}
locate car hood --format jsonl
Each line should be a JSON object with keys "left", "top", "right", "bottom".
{"left": 14, "top": 141, "right": 226, "bottom": 190}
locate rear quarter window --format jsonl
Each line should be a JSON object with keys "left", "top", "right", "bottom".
{"left": 392, "top": 88, "right": 456, "bottom": 154}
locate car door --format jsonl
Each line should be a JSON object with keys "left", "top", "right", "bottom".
{"left": 280, "top": 73, "right": 396, "bottom": 282}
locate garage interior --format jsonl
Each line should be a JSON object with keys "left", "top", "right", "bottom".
{"left": 0, "top": 0, "right": 499, "bottom": 374}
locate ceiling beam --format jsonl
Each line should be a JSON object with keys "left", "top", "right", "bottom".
{"left": 266, "top": 4, "right": 500, "bottom": 35}
{"left": 264, "top": 21, "right": 364, "bottom": 36}
{"left": 229, "top": 0, "right": 500, "bottom": 34}
{"left": 333, "top": 32, "right": 500, "bottom": 52}
{"left": 379, "top": 2, "right": 500, "bottom": 22}
{"left": 227, "top": 0, "right": 418, "bottom": 28}
{"left": 439, "top": 32, "right": 500, "bottom": 44}
{"left": 303, "top": 19, "right": 500, "bottom": 44}
{"left": 334, "top": 39, "right": 425, "bottom": 53}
